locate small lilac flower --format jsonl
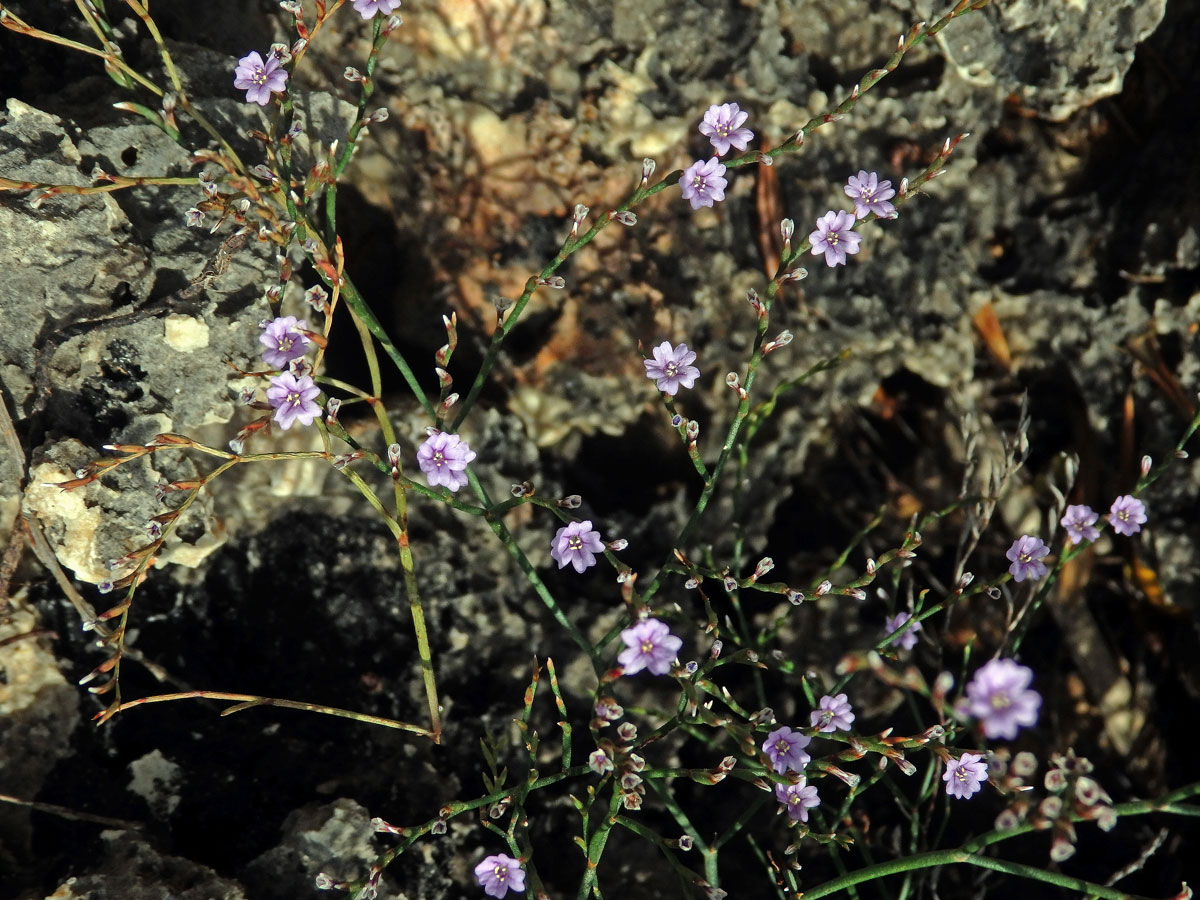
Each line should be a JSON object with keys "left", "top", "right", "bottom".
{"left": 473, "top": 854, "right": 525, "bottom": 899}
{"left": 884, "top": 612, "right": 921, "bottom": 651}
{"left": 698, "top": 102, "right": 754, "bottom": 156}
{"left": 1107, "top": 495, "right": 1147, "bottom": 536}
{"left": 551, "top": 520, "right": 605, "bottom": 573}
{"left": 774, "top": 779, "right": 821, "bottom": 822}
{"left": 762, "top": 726, "right": 811, "bottom": 774}
{"left": 588, "top": 749, "right": 614, "bottom": 775}
{"left": 266, "top": 371, "right": 321, "bottom": 430}
{"left": 233, "top": 51, "right": 288, "bottom": 107}
{"left": 679, "top": 158, "right": 727, "bottom": 209}
{"left": 644, "top": 341, "right": 700, "bottom": 395}
{"left": 808, "top": 210, "right": 862, "bottom": 267}
{"left": 1006, "top": 535, "right": 1049, "bottom": 582}
{"left": 417, "top": 431, "right": 476, "bottom": 492}
{"left": 943, "top": 752, "right": 988, "bottom": 799}
{"left": 965, "top": 658, "right": 1041, "bottom": 739}
{"left": 618, "top": 618, "right": 682, "bottom": 676}
{"left": 1060, "top": 504, "right": 1100, "bottom": 544}
{"left": 844, "top": 170, "right": 896, "bottom": 219}
{"left": 352, "top": 0, "right": 402, "bottom": 18}
{"left": 810, "top": 694, "right": 855, "bottom": 733}
{"left": 259, "top": 316, "right": 311, "bottom": 369}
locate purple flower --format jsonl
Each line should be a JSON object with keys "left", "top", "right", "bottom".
{"left": 352, "top": 0, "right": 402, "bottom": 17}
{"left": 1060, "top": 504, "right": 1100, "bottom": 545}
{"left": 259, "top": 316, "right": 311, "bottom": 369}
{"left": 1006, "top": 535, "right": 1049, "bottom": 582}
{"left": 943, "top": 752, "right": 988, "bottom": 799}
{"left": 233, "top": 51, "right": 288, "bottom": 106}
{"left": 617, "top": 618, "right": 682, "bottom": 676}
{"left": 551, "top": 520, "right": 605, "bottom": 573}
{"left": 965, "top": 658, "right": 1041, "bottom": 739}
{"left": 473, "top": 854, "right": 525, "bottom": 899}
{"left": 679, "top": 158, "right": 727, "bottom": 210}
{"left": 774, "top": 779, "right": 820, "bottom": 822}
{"left": 884, "top": 612, "right": 921, "bottom": 651}
{"left": 1107, "top": 494, "right": 1146, "bottom": 536}
{"left": 810, "top": 694, "right": 855, "bottom": 733}
{"left": 644, "top": 341, "right": 700, "bottom": 395}
{"left": 417, "top": 431, "right": 476, "bottom": 492}
{"left": 266, "top": 371, "right": 321, "bottom": 430}
{"left": 808, "top": 210, "right": 862, "bottom": 267}
{"left": 762, "top": 726, "right": 811, "bottom": 774}
{"left": 844, "top": 170, "right": 896, "bottom": 219}
{"left": 698, "top": 102, "right": 754, "bottom": 156}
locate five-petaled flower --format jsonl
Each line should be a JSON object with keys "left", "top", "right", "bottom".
{"left": 1107, "top": 495, "right": 1146, "bottom": 536}
{"left": 762, "top": 725, "right": 811, "bottom": 773}
{"left": 699, "top": 102, "right": 754, "bottom": 156}
{"left": 1061, "top": 504, "right": 1100, "bottom": 545}
{"left": 810, "top": 694, "right": 855, "bottom": 733}
{"left": 551, "top": 520, "right": 605, "bottom": 573}
{"left": 884, "top": 612, "right": 921, "bottom": 651}
{"left": 233, "top": 51, "right": 288, "bottom": 106}
{"left": 1006, "top": 535, "right": 1049, "bottom": 582}
{"left": 943, "top": 752, "right": 988, "bottom": 799}
{"left": 809, "top": 210, "right": 862, "bottom": 267}
{"left": 266, "top": 371, "right": 321, "bottom": 430}
{"left": 644, "top": 341, "right": 700, "bottom": 396}
{"left": 679, "top": 158, "right": 727, "bottom": 210}
{"left": 844, "top": 170, "right": 896, "bottom": 219}
{"left": 474, "top": 854, "right": 525, "bottom": 899}
{"left": 774, "top": 779, "right": 821, "bottom": 822}
{"left": 259, "top": 316, "right": 311, "bottom": 369}
{"left": 618, "top": 618, "right": 682, "bottom": 675}
{"left": 965, "top": 658, "right": 1041, "bottom": 739}
{"left": 352, "top": 0, "right": 402, "bottom": 17}
{"left": 417, "top": 431, "right": 476, "bottom": 493}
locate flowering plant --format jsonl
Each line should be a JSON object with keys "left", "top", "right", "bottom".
{"left": 2, "top": 2, "right": 1198, "bottom": 900}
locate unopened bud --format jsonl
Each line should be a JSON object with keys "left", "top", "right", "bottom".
{"left": 344, "top": 66, "right": 364, "bottom": 82}
{"left": 611, "top": 210, "right": 637, "bottom": 226}
{"left": 1140, "top": 454, "right": 1152, "bottom": 476}
{"left": 387, "top": 443, "right": 402, "bottom": 468}
{"left": 754, "top": 557, "right": 774, "bottom": 578}
{"left": 718, "top": 755, "right": 737, "bottom": 771}
{"left": 686, "top": 420, "right": 699, "bottom": 441}
{"left": 780, "top": 218, "right": 794, "bottom": 246}
{"left": 641, "top": 157, "right": 656, "bottom": 184}
{"left": 538, "top": 276, "right": 565, "bottom": 289}
{"left": 710, "top": 640, "right": 723, "bottom": 659}
{"left": 782, "top": 267, "right": 808, "bottom": 283}
{"left": 314, "top": 873, "right": 335, "bottom": 890}
{"left": 815, "top": 579, "right": 832, "bottom": 596}
{"left": 726, "top": 372, "right": 741, "bottom": 389}
{"left": 866, "top": 558, "right": 876, "bottom": 575}
{"left": 607, "top": 538, "right": 628, "bottom": 551}
{"left": 558, "top": 494, "right": 581, "bottom": 509}
{"left": 228, "top": 437, "right": 246, "bottom": 456}
{"left": 684, "top": 577, "right": 701, "bottom": 590}
{"left": 383, "top": 13, "right": 403, "bottom": 33}
{"left": 958, "top": 571, "right": 974, "bottom": 588}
